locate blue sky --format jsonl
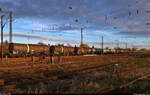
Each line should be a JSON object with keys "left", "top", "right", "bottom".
{"left": 0, "top": 0, "right": 150, "bottom": 48}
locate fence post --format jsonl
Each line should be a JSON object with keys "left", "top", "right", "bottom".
{"left": 32, "top": 56, "right": 35, "bottom": 63}
{"left": 5, "top": 55, "right": 8, "bottom": 61}
{"left": 50, "top": 56, "right": 54, "bottom": 64}
{"left": 24, "top": 55, "right": 26, "bottom": 63}
{"left": 58, "top": 54, "right": 62, "bottom": 64}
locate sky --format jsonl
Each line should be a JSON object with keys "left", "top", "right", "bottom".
{"left": 0, "top": 0, "right": 150, "bottom": 48}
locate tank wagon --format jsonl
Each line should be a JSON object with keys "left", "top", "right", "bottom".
{"left": 74, "top": 47, "right": 91, "bottom": 55}
{"left": 50, "top": 46, "right": 75, "bottom": 56}
{"left": 29, "top": 44, "right": 50, "bottom": 56}
{"left": 9, "top": 43, "right": 29, "bottom": 57}
{"left": 9, "top": 43, "right": 50, "bottom": 57}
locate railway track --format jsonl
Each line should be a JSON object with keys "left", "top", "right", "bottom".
{"left": 96, "top": 62, "right": 150, "bottom": 94}
{"left": 104, "top": 71, "right": 150, "bottom": 94}
{"left": 3, "top": 61, "right": 148, "bottom": 93}
{"left": 0, "top": 61, "right": 129, "bottom": 92}
{"left": 0, "top": 54, "right": 147, "bottom": 93}
{"left": 36, "top": 64, "right": 150, "bottom": 93}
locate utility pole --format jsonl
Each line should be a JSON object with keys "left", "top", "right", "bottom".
{"left": 125, "top": 42, "right": 128, "bottom": 54}
{"left": 1, "top": 15, "right": 4, "bottom": 61}
{"left": 81, "top": 28, "right": 83, "bottom": 45}
{"left": 125, "top": 43, "right": 128, "bottom": 49}
{"left": 117, "top": 40, "right": 119, "bottom": 48}
{"left": 101, "top": 36, "right": 104, "bottom": 54}
{"left": 9, "top": 11, "right": 12, "bottom": 43}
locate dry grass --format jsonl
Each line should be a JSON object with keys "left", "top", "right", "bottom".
{"left": 1, "top": 54, "right": 150, "bottom": 94}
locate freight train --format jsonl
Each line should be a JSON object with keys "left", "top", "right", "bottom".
{"left": 2, "top": 43, "right": 95, "bottom": 57}
{"left": 1, "top": 42, "right": 131, "bottom": 58}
